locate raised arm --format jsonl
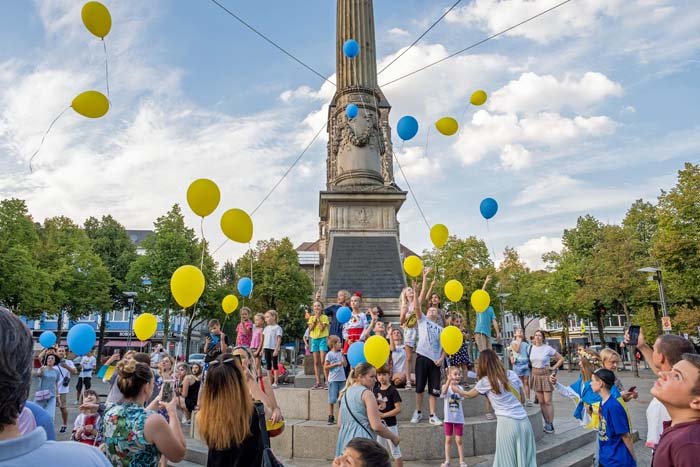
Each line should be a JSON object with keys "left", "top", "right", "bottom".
{"left": 144, "top": 402, "right": 186, "bottom": 463}
{"left": 626, "top": 327, "right": 657, "bottom": 376}
{"left": 482, "top": 274, "right": 491, "bottom": 290}
{"left": 417, "top": 267, "right": 432, "bottom": 307}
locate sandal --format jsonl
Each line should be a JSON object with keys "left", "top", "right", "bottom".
{"left": 441, "top": 462, "right": 452, "bottom": 467}
{"left": 460, "top": 463, "right": 468, "bottom": 467}
{"left": 485, "top": 412, "right": 495, "bottom": 420}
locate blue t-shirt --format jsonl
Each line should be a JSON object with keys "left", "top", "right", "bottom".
{"left": 24, "top": 401, "right": 55, "bottom": 441}
{"left": 598, "top": 396, "right": 635, "bottom": 467}
{"left": 475, "top": 306, "right": 496, "bottom": 336}
{"left": 0, "top": 427, "right": 111, "bottom": 467}
{"left": 325, "top": 350, "right": 346, "bottom": 383}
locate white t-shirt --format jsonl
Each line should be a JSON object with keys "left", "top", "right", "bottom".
{"left": 529, "top": 344, "right": 555, "bottom": 369}
{"left": 263, "top": 324, "right": 283, "bottom": 349}
{"left": 416, "top": 315, "right": 443, "bottom": 362}
{"left": 325, "top": 350, "right": 346, "bottom": 383}
{"left": 442, "top": 384, "right": 465, "bottom": 424}
{"left": 646, "top": 397, "right": 671, "bottom": 447}
{"left": 79, "top": 356, "right": 97, "bottom": 378}
{"left": 475, "top": 370, "right": 527, "bottom": 420}
{"left": 391, "top": 348, "right": 406, "bottom": 376}
{"left": 57, "top": 359, "right": 76, "bottom": 395}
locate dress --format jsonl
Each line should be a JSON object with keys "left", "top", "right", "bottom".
{"left": 336, "top": 385, "right": 373, "bottom": 456}
{"left": 36, "top": 367, "right": 60, "bottom": 422}
{"left": 101, "top": 402, "right": 160, "bottom": 467}
{"left": 207, "top": 407, "right": 264, "bottom": 467}
{"left": 185, "top": 379, "right": 201, "bottom": 412}
{"left": 448, "top": 331, "right": 471, "bottom": 366}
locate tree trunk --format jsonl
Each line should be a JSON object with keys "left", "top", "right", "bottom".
{"left": 97, "top": 309, "right": 108, "bottom": 364}
{"left": 162, "top": 307, "right": 170, "bottom": 350}
{"left": 518, "top": 312, "right": 526, "bottom": 334}
{"left": 56, "top": 308, "right": 64, "bottom": 345}
{"left": 596, "top": 308, "right": 606, "bottom": 347}
{"left": 563, "top": 324, "right": 572, "bottom": 372}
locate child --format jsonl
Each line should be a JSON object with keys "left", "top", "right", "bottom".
{"left": 235, "top": 307, "right": 253, "bottom": 348}
{"left": 342, "top": 294, "right": 368, "bottom": 354}
{"left": 390, "top": 327, "right": 407, "bottom": 388}
{"left": 447, "top": 314, "right": 472, "bottom": 383}
{"left": 651, "top": 352, "right": 700, "bottom": 464}
{"left": 308, "top": 300, "right": 330, "bottom": 389}
{"left": 251, "top": 313, "right": 265, "bottom": 376}
{"left": 263, "top": 310, "right": 284, "bottom": 389}
{"left": 591, "top": 368, "right": 636, "bottom": 467}
{"left": 204, "top": 319, "right": 229, "bottom": 367}
{"left": 374, "top": 365, "right": 403, "bottom": 467}
{"left": 303, "top": 326, "right": 311, "bottom": 356}
{"left": 399, "top": 286, "right": 417, "bottom": 389}
{"left": 324, "top": 335, "right": 347, "bottom": 425}
{"left": 72, "top": 389, "right": 100, "bottom": 446}
{"left": 441, "top": 366, "right": 466, "bottom": 467}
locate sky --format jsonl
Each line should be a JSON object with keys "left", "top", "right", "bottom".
{"left": 1, "top": 0, "right": 698, "bottom": 271}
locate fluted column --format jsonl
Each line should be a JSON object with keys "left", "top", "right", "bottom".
{"left": 336, "top": 0, "right": 378, "bottom": 89}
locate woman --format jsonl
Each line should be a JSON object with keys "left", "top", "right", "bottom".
{"left": 231, "top": 346, "right": 283, "bottom": 423}
{"left": 335, "top": 362, "right": 400, "bottom": 456}
{"left": 198, "top": 355, "right": 265, "bottom": 467}
{"left": 35, "top": 353, "right": 61, "bottom": 422}
{"left": 528, "top": 330, "right": 564, "bottom": 433}
{"left": 510, "top": 328, "right": 532, "bottom": 406}
{"left": 600, "top": 348, "right": 638, "bottom": 402}
{"left": 176, "top": 362, "right": 200, "bottom": 424}
{"left": 333, "top": 438, "right": 391, "bottom": 467}
{"left": 451, "top": 350, "right": 536, "bottom": 467}
{"left": 399, "top": 286, "right": 417, "bottom": 388}
{"left": 102, "top": 359, "right": 186, "bottom": 467}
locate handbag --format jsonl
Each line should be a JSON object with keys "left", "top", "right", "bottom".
{"left": 58, "top": 365, "right": 70, "bottom": 387}
{"left": 343, "top": 389, "right": 375, "bottom": 438}
{"left": 527, "top": 344, "right": 533, "bottom": 370}
{"left": 35, "top": 389, "right": 51, "bottom": 401}
{"left": 255, "top": 402, "right": 285, "bottom": 467}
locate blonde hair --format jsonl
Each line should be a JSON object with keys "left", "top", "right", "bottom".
{"left": 253, "top": 313, "right": 265, "bottom": 326}
{"left": 265, "top": 310, "right": 278, "bottom": 322}
{"left": 399, "top": 287, "right": 413, "bottom": 308}
{"left": 198, "top": 356, "right": 253, "bottom": 450}
{"left": 339, "top": 362, "right": 374, "bottom": 399}
{"left": 599, "top": 348, "right": 621, "bottom": 365}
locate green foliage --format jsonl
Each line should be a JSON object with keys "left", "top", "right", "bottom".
{"left": 496, "top": 247, "right": 531, "bottom": 330}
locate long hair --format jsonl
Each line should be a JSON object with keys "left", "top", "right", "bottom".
{"left": 399, "top": 287, "right": 413, "bottom": 308}
{"left": 197, "top": 355, "right": 253, "bottom": 450}
{"left": 116, "top": 360, "right": 153, "bottom": 399}
{"left": 476, "top": 349, "right": 509, "bottom": 395}
{"left": 339, "top": 362, "right": 374, "bottom": 399}
{"left": 577, "top": 349, "right": 601, "bottom": 382}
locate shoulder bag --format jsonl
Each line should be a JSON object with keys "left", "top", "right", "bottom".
{"left": 255, "top": 402, "right": 285, "bottom": 467}
{"left": 343, "top": 389, "right": 375, "bottom": 438}
{"left": 527, "top": 343, "right": 533, "bottom": 369}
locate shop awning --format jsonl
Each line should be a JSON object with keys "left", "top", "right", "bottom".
{"left": 105, "top": 340, "right": 148, "bottom": 348}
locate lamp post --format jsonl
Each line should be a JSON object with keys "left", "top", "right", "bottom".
{"left": 638, "top": 267, "right": 669, "bottom": 334}
{"left": 497, "top": 292, "right": 512, "bottom": 369}
{"left": 123, "top": 291, "right": 137, "bottom": 349}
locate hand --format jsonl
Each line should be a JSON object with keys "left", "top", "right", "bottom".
{"left": 159, "top": 395, "right": 179, "bottom": 416}
{"left": 549, "top": 374, "right": 557, "bottom": 385}
{"left": 56, "top": 398, "right": 61, "bottom": 408}
{"left": 435, "top": 356, "right": 444, "bottom": 367}
{"left": 205, "top": 336, "right": 212, "bottom": 343}
{"left": 392, "top": 434, "right": 401, "bottom": 446}
{"left": 496, "top": 332, "right": 502, "bottom": 341}
{"left": 423, "top": 267, "right": 432, "bottom": 276}
{"left": 637, "top": 327, "right": 646, "bottom": 347}
{"left": 85, "top": 424, "right": 94, "bottom": 431}
{"left": 270, "top": 407, "right": 283, "bottom": 424}
{"left": 273, "top": 350, "right": 278, "bottom": 357}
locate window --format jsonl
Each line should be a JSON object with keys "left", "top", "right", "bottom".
{"left": 110, "top": 308, "right": 128, "bottom": 322}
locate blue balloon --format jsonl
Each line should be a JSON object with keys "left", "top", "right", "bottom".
{"left": 39, "top": 331, "right": 56, "bottom": 348}
{"left": 347, "top": 341, "right": 366, "bottom": 368}
{"left": 480, "top": 197, "right": 499, "bottom": 220}
{"left": 346, "top": 103, "right": 358, "bottom": 119}
{"left": 397, "top": 116, "right": 419, "bottom": 141}
{"left": 238, "top": 277, "right": 253, "bottom": 297}
{"left": 337, "top": 306, "right": 352, "bottom": 324}
{"left": 343, "top": 39, "right": 359, "bottom": 58}
{"left": 67, "top": 323, "right": 96, "bottom": 356}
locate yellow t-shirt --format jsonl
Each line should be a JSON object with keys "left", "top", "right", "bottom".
{"left": 308, "top": 314, "right": 330, "bottom": 339}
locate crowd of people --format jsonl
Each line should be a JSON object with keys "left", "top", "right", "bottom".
{"left": 2, "top": 268, "right": 700, "bottom": 467}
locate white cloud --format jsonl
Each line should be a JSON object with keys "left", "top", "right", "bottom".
{"left": 395, "top": 145, "right": 442, "bottom": 180}
{"left": 620, "top": 105, "right": 636, "bottom": 115}
{"left": 499, "top": 144, "right": 532, "bottom": 170}
{"left": 516, "top": 236, "right": 563, "bottom": 270}
{"left": 387, "top": 27, "right": 410, "bottom": 39}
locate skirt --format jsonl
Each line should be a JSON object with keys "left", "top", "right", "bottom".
{"left": 493, "top": 416, "right": 537, "bottom": 467}
{"left": 448, "top": 342, "right": 471, "bottom": 367}
{"left": 529, "top": 367, "right": 553, "bottom": 392}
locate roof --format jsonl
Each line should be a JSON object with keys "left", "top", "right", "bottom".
{"left": 125, "top": 230, "right": 153, "bottom": 247}
{"left": 296, "top": 239, "right": 420, "bottom": 259}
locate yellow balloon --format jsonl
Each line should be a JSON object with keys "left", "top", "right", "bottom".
{"left": 471, "top": 289, "right": 491, "bottom": 312}
{"left": 444, "top": 279, "right": 464, "bottom": 302}
{"left": 134, "top": 313, "right": 157, "bottom": 341}
{"left": 222, "top": 295, "right": 239, "bottom": 315}
{"left": 71, "top": 91, "right": 109, "bottom": 118}
{"left": 435, "top": 117, "right": 459, "bottom": 136}
{"left": 364, "top": 335, "right": 390, "bottom": 368}
{"left": 81, "top": 2, "right": 112, "bottom": 38}
{"left": 430, "top": 224, "right": 449, "bottom": 248}
{"left": 170, "top": 265, "right": 205, "bottom": 308}
{"left": 403, "top": 255, "right": 423, "bottom": 277}
{"left": 440, "top": 325, "right": 464, "bottom": 356}
{"left": 220, "top": 208, "right": 253, "bottom": 244}
{"left": 470, "top": 90, "right": 488, "bottom": 106}
{"left": 187, "top": 179, "right": 220, "bottom": 217}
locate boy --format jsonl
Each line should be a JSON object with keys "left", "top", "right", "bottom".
{"left": 263, "top": 310, "right": 284, "bottom": 389}
{"left": 72, "top": 389, "right": 101, "bottom": 446}
{"left": 591, "top": 368, "right": 636, "bottom": 467}
{"left": 374, "top": 365, "right": 403, "bottom": 467}
{"left": 204, "top": 319, "right": 229, "bottom": 366}
{"left": 651, "top": 353, "right": 700, "bottom": 465}
{"left": 324, "top": 335, "right": 347, "bottom": 425}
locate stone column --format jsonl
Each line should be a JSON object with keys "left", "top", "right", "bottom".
{"left": 336, "top": 0, "right": 378, "bottom": 89}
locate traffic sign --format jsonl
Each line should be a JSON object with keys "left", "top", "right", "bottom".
{"left": 662, "top": 316, "right": 672, "bottom": 332}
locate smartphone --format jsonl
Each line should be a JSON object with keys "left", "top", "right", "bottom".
{"left": 628, "top": 326, "right": 640, "bottom": 346}
{"left": 161, "top": 381, "right": 174, "bottom": 403}
{"left": 628, "top": 386, "right": 637, "bottom": 393}
{"left": 552, "top": 369, "right": 558, "bottom": 376}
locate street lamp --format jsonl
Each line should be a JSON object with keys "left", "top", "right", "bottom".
{"left": 638, "top": 267, "right": 669, "bottom": 334}
{"left": 497, "top": 292, "right": 512, "bottom": 369}
{"left": 123, "top": 291, "right": 137, "bottom": 348}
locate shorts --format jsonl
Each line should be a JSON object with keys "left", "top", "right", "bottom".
{"left": 513, "top": 362, "right": 531, "bottom": 377}
{"left": 264, "top": 348, "right": 279, "bottom": 371}
{"left": 328, "top": 380, "right": 345, "bottom": 405}
{"left": 444, "top": 422, "right": 464, "bottom": 437}
{"left": 404, "top": 327, "right": 417, "bottom": 348}
{"left": 77, "top": 377, "right": 92, "bottom": 393}
{"left": 59, "top": 393, "right": 67, "bottom": 407}
{"left": 474, "top": 333, "right": 492, "bottom": 351}
{"left": 377, "top": 424, "right": 402, "bottom": 459}
{"left": 415, "top": 354, "right": 441, "bottom": 396}
{"left": 311, "top": 337, "right": 329, "bottom": 353}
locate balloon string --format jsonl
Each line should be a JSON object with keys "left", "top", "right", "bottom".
{"left": 102, "top": 39, "right": 110, "bottom": 99}
{"left": 485, "top": 219, "right": 498, "bottom": 264}
{"left": 199, "top": 217, "right": 206, "bottom": 271}
{"left": 248, "top": 242, "right": 254, "bottom": 299}
{"left": 457, "top": 103, "right": 469, "bottom": 137}
{"left": 28, "top": 106, "right": 70, "bottom": 173}
{"left": 394, "top": 150, "right": 431, "bottom": 230}
{"left": 424, "top": 125, "right": 431, "bottom": 159}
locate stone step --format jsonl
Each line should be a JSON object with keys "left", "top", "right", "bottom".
{"left": 275, "top": 385, "right": 491, "bottom": 421}
{"left": 538, "top": 443, "right": 595, "bottom": 467}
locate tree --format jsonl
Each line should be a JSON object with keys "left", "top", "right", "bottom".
{"left": 84, "top": 215, "right": 138, "bottom": 361}
{"left": 234, "top": 238, "right": 313, "bottom": 341}
{"left": 496, "top": 247, "right": 531, "bottom": 331}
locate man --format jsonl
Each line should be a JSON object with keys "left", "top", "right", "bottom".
{"left": 54, "top": 347, "right": 76, "bottom": 433}
{"left": 625, "top": 327, "right": 696, "bottom": 450}
{"left": 150, "top": 343, "right": 165, "bottom": 368}
{"left": 473, "top": 276, "right": 501, "bottom": 351}
{"left": 650, "top": 353, "right": 700, "bottom": 466}
{"left": 0, "top": 307, "right": 110, "bottom": 466}
{"left": 324, "top": 289, "right": 350, "bottom": 342}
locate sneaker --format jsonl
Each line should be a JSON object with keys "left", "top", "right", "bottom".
{"left": 534, "top": 397, "right": 539, "bottom": 405}
{"left": 485, "top": 412, "right": 495, "bottom": 421}
{"left": 429, "top": 415, "right": 443, "bottom": 426}
{"left": 543, "top": 422, "right": 554, "bottom": 433}
{"left": 526, "top": 400, "right": 533, "bottom": 407}
{"left": 410, "top": 410, "right": 423, "bottom": 424}
{"left": 59, "top": 425, "right": 67, "bottom": 433}
{"left": 327, "top": 415, "right": 335, "bottom": 425}
{"left": 181, "top": 415, "right": 188, "bottom": 424}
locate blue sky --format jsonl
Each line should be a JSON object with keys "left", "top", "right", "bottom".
{"left": 1, "top": 0, "right": 698, "bottom": 270}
